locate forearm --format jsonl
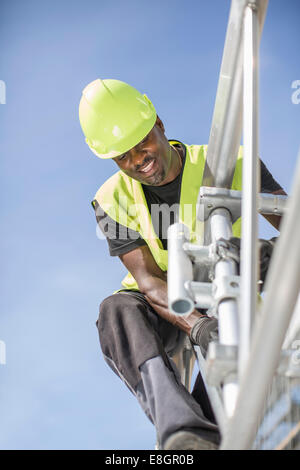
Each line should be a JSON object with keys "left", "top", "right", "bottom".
{"left": 119, "top": 246, "right": 206, "bottom": 335}
{"left": 140, "top": 275, "right": 205, "bottom": 335}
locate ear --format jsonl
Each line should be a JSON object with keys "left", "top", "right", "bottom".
{"left": 155, "top": 115, "right": 165, "bottom": 134}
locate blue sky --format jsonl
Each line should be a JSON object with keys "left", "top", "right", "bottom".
{"left": 0, "top": 0, "right": 299, "bottom": 450}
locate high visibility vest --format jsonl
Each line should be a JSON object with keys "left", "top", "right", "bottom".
{"left": 94, "top": 142, "right": 243, "bottom": 292}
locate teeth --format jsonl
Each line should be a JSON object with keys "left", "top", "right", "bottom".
{"left": 140, "top": 160, "right": 154, "bottom": 172}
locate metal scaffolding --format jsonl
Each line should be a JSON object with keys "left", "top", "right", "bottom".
{"left": 168, "top": 0, "right": 300, "bottom": 450}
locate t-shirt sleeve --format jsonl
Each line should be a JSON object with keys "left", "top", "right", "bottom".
{"left": 91, "top": 199, "right": 147, "bottom": 256}
{"left": 260, "top": 159, "right": 284, "bottom": 193}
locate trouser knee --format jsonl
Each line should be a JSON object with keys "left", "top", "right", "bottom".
{"left": 96, "top": 294, "right": 123, "bottom": 357}
{"left": 95, "top": 292, "right": 185, "bottom": 391}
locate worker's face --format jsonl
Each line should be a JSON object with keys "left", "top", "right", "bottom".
{"left": 112, "top": 117, "right": 173, "bottom": 186}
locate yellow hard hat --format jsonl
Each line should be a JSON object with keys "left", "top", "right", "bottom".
{"left": 79, "top": 79, "right": 157, "bottom": 159}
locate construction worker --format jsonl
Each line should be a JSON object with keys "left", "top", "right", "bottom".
{"left": 79, "top": 79, "right": 286, "bottom": 450}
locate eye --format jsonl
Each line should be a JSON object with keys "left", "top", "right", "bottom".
{"left": 118, "top": 153, "right": 127, "bottom": 162}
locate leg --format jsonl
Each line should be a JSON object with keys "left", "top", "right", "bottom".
{"left": 96, "top": 291, "right": 220, "bottom": 448}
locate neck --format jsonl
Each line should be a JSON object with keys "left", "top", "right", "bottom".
{"left": 159, "top": 145, "right": 182, "bottom": 185}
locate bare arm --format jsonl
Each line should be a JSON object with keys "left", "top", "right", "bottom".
{"left": 119, "top": 245, "right": 203, "bottom": 334}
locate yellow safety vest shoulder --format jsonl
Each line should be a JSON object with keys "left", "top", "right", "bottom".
{"left": 94, "top": 142, "right": 243, "bottom": 292}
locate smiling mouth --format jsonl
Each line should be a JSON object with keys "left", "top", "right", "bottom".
{"left": 138, "top": 159, "right": 156, "bottom": 174}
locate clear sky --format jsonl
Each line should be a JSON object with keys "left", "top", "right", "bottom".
{"left": 0, "top": 0, "right": 299, "bottom": 450}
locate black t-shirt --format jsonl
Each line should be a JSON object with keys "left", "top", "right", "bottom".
{"left": 93, "top": 142, "right": 283, "bottom": 256}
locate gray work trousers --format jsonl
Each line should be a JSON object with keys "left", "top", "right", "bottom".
{"left": 96, "top": 290, "right": 220, "bottom": 448}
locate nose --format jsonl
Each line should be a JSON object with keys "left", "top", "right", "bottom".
{"left": 128, "top": 148, "right": 147, "bottom": 170}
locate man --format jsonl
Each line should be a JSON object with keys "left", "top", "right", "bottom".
{"left": 79, "top": 78, "right": 286, "bottom": 450}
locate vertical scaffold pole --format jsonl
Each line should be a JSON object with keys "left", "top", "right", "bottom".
{"left": 239, "top": 3, "right": 260, "bottom": 377}
{"left": 201, "top": 0, "right": 248, "bottom": 418}
{"left": 201, "top": 0, "right": 267, "bottom": 418}
{"left": 209, "top": 208, "right": 239, "bottom": 417}
{"left": 221, "top": 149, "right": 300, "bottom": 449}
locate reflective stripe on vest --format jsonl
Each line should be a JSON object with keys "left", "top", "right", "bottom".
{"left": 94, "top": 142, "right": 243, "bottom": 291}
